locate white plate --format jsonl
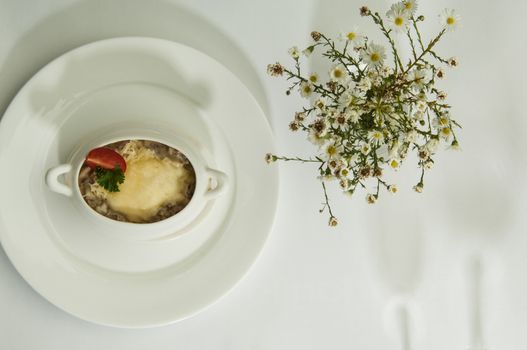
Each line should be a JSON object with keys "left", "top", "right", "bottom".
{"left": 0, "top": 37, "right": 278, "bottom": 328}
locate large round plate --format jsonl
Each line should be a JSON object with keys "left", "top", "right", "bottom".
{"left": 0, "top": 37, "right": 278, "bottom": 327}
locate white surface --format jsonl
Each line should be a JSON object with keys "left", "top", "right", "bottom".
{"left": 0, "top": 37, "right": 278, "bottom": 327}
{"left": 1, "top": 0, "right": 526, "bottom": 348}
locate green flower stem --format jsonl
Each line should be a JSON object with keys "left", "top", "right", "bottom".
{"left": 406, "top": 30, "right": 418, "bottom": 61}
{"left": 429, "top": 50, "right": 449, "bottom": 65}
{"left": 284, "top": 68, "right": 337, "bottom": 99}
{"left": 411, "top": 17, "right": 426, "bottom": 51}
{"left": 375, "top": 178, "right": 390, "bottom": 196}
{"left": 404, "top": 29, "right": 446, "bottom": 74}
{"left": 274, "top": 155, "right": 323, "bottom": 163}
{"left": 320, "top": 181, "right": 336, "bottom": 220}
{"left": 370, "top": 12, "right": 404, "bottom": 73}
{"left": 320, "top": 34, "right": 364, "bottom": 78}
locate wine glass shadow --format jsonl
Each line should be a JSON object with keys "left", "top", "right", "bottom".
{"left": 0, "top": 0, "right": 270, "bottom": 120}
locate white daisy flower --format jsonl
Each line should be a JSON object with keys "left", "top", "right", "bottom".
{"left": 338, "top": 177, "right": 348, "bottom": 189}
{"left": 386, "top": 3, "right": 411, "bottom": 33}
{"left": 432, "top": 114, "right": 450, "bottom": 129}
{"left": 289, "top": 121, "right": 300, "bottom": 132}
{"left": 329, "top": 217, "right": 338, "bottom": 227}
{"left": 294, "top": 111, "right": 306, "bottom": 122}
{"left": 329, "top": 64, "right": 348, "bottom": 82}
{"left": 448, "top": 57, "right": 459, "bottom": 67}
{"left": 308, "top": 129, "right": 326, "bottom": 146}
{"left": 327, "top": 159, "right": 340, "bottom": 171}
{"left": 332, "top": 112, "right": 350, "bottom": 131}
{"left": 338, "top": 91, "right": 354, "bottom": 109}
{"left": 349, "top": 110, "right": 360, "bottom": 123}
{"left": 418, "top": 147, "right": 430, "bottom": 160}
{"left": 308, "top": 72, "right": 319, "bottom": 84}
{"left": 388, "top": 184, "right": 398, "bottom": 194}
{"left": 302, "top": 46, "right": 314, "bottom": 57}
{"left": 322, "top": 142, "right": 344, "bottom": 160}
{"left": 299, "top": 82, "right": 314, "bottom": 98}
{"left": 402, "top": 0, "right": 418, "bottom": 16}
{"left": 413, "top": 183, "right": 423, "bottom": 193}
{"left": 357, "top": 76, "right": 372, "bottom": 91}
{"left": 288, "top": 46, "right": 300, "bottom": 59}
{"left": 448, "top": 140, "right": 461, "bottom": 151}
{"left": 361, "top": 42, "right": 386, "bottom": 68}
{"left": 439, "top": 127, "right": 453, "bottom": 141}
{"left": 425, "top": 138, "right": 439, "bottom": 153}
{"left": 368, "top": 130, "right": 385, "bottom": 144}
{"left": 423, "top": 160, "right": 434, "bottom": 169}
{"left": 366, "top": 193, "right": 377, "bottom": 204}
{"left": 266, "top": 63, "right": 284, "bottom": 77}
{"left": 339, "top": 167, "right": 351, "bottom": 178}
{"left": 389, "top": 158, "right": 400, "bottom": 170}
{"left": 340, "top": 27, "right": 364, "bottom": 46}
{"left": 440, "top": 9, "right": 461, "bottom": 32}
{"left": 265, "top": 153, "right": 276, "bottom": 164}
{"left": 409, "top": 69, "right": 430, "bottom": 89}
{"left": 313, "top": 97, "right": 327, "bottom": 111}
{"left": 360, "top": 143, "right": 371, "bottom": 155}
{"left": 310, "top": 117, "right": 330, "bottom": 137}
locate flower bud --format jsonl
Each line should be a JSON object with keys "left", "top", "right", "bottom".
{"left": 311, "top": 31, "right": 322, "bottom": 42}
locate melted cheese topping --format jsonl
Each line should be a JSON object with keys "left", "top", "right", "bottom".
{"left": 120, "top": 140, "right": 156, "bottom": 162}
{"left": 81, "top": 142, "right": 192, "bottom": 222}
{"left": 107, "top": 156, "right": 189, "bottom": 221}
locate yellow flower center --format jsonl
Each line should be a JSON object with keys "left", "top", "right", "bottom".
{"left": 441, "top": 128, "right": 451, "bottom": 136}
{"left": 404, "top": 2, "right": 412, "bottom": 9}
{"left": 390, "top": 159, "right": 399, "bottom": 168}
{"left": 395, "top": 17, "right": 404, "bottom": 26}
{"left": 327, "top": 146, "right": 337, "bottom": 156}
{"left": 347, "top": 32, "right": 356, "bottom": 40}
{"left": 303, "top": 85, "right": 312, "bottom": 94}
{"left": 373, "top": 132, "right": 382, "bottom": 139}
{"left": 334, "top": 69, "right": 343, "bottom": 78}
{"left": 309, "top": 74, "right": 318, "bottom": 83}
{"left": 447, "top": 17, "right": 455, "bottom": 25}
{"left": 370, "top": 52, "right": 380, "bottom": 62}
{"left": 341, "top": 169, "right": 349, "bottom": 176}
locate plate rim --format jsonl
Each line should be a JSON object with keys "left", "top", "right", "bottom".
{"left": 0, "top": 36, "right": 279, "bottom": 328}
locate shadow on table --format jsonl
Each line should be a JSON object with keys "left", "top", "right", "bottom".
{"left": 0, "top": 0, "right": 270, "bottom": 120}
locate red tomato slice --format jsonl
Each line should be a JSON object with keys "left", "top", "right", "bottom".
{"left": 85, "top": 147, "right": 127, "bottom": 172}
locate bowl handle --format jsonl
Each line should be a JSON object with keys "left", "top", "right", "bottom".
{"left": 45, "top": 164, "right": 73, "bottom": 197}
{"left": 204, "top": 168, "right": 229, "bottom": 200}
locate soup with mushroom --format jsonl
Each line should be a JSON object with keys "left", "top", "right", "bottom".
{"left": 78, "top": 140, "right": 196, "bottom": 223}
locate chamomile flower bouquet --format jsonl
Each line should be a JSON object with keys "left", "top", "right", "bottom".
{"left": 266, "top": 1, "right": 461, "bottom": 226}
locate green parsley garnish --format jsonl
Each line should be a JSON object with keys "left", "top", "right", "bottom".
{"left": 95, "top": 165, "right": 125, "bottom": 192}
